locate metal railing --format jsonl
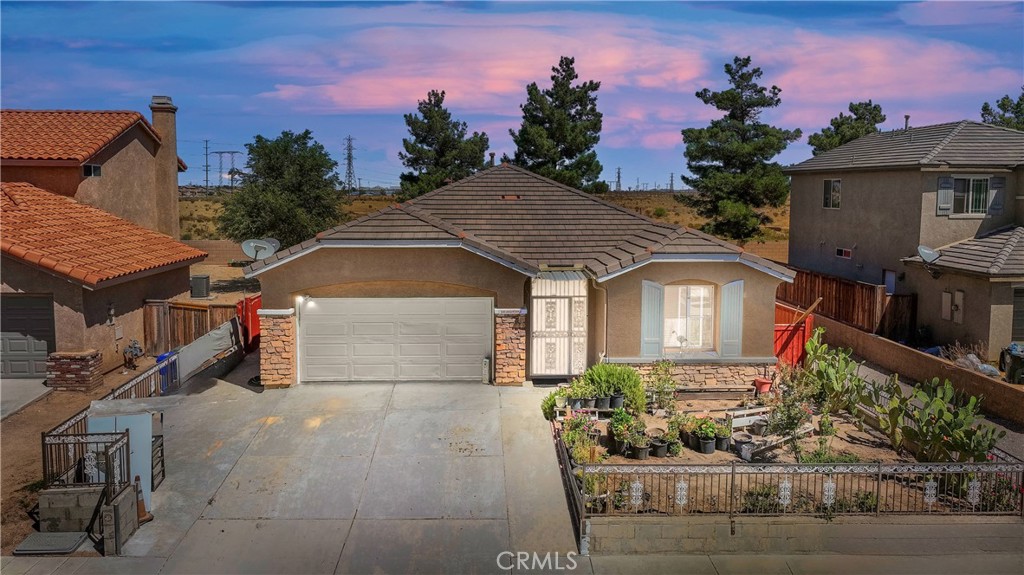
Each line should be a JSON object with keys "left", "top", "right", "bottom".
{"left": 41, "top": 430, "right": 131, "bottom": 501}
{"left": 558, "top": 436, "right": 1024, "bottom": 519}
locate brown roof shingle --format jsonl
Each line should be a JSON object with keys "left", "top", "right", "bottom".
{"left": 1, "top": 182, "right": 206, "bottom": 288}
{"left": 247, "top": 165, "right": 792, "bottom": 280}
{"left": 903, "top": 226, "right": 1024, "bottom": 278}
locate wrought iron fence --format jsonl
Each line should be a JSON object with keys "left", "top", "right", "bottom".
{"left": 42, "top": 430, "right": 131, "bottom": 499}
{"left": 557, "top": 437, "right": 1024, "bottom": 519}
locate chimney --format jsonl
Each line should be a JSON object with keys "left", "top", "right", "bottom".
{"left": 150, "top": 95, "right": 180, "bottom": 238}
{"left": 904, "top": 115, "right": 910, "bottom": 130}
{"left": 489, "top": 152, "right": 496, "bottom": 167}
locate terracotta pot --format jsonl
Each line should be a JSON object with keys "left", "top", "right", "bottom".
{"left": 754, "top": 377, "right": 773, "bottom": 395}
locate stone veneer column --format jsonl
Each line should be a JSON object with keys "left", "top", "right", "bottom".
{"left": 46, "top": 350, "right": 104, "bottom": 391}
{"left": 494, "top": 310, "right": 527, "bottom": 386}
{"left": 258, "top": 308, "right": 296, "bottom": 389}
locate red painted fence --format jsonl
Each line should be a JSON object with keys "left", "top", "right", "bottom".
{"left": 774, "top": 302, "right": 814, "bottom": 367}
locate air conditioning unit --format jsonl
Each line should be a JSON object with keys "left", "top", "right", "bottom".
{"left": 190, "top": 275, "right": 210, "bottom": 298}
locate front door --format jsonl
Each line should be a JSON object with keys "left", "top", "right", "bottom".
{"left": 530, "top": 273, "right": 588, "bottom": 378}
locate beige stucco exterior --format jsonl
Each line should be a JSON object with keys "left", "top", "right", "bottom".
{"left": 1, "top": 256, "right": 190, "bottom": 373}
{"left": 789, "top": 167, "right": 1021, "bottom": 294}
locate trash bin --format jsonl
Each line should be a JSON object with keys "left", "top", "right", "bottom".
{"left": 1000, "top": 345, "right": 1024, "bottom": 384}
{"left": 157, "top": 349, "right": 180, "bottom": 395}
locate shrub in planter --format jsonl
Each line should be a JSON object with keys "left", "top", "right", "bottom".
{"left": 650, "top": 432, "right": 670, "bottom": 457}
{"left": 644, "top": 360, "right": 677, "bottom": 413}
{"left": 629, "top": 430, "right": 650, "bottom": 460}
{"left": 667, "top": 440, "right": 682, "bottom": 457}
{"left": 694, "top": 417, "right": 717, "bottom": 454}
{"left": 608, "top": 407, "right": 634, "bottom": 451}
{"left": 583, "top": 364, "right": 645, "bottom": 415}
{"left": 714, "top": 423, "right": 731, "bottom": 451}
{"left": 554, "top": 386, "right": 568, "bottom": 409}
{"left": 541, "top": 391, "right": 558, "bottom": 421}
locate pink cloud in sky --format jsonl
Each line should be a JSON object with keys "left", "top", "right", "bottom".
{"left": 896, "top": 1, "right": 1023, "bottom": 26}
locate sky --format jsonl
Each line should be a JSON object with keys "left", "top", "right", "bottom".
{"left": 2, "top": 1, "right": 1022, "bottom": 190}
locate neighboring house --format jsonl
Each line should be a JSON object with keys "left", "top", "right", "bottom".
{"left": 245, "top": 164, "right": 794, "bottom": 387}
{"left": 0, "top": 96, "right": 185, "bottom": 238}
{"left": 0, "top": 182, "right": 206, "bottom": 383}
{"left": 786, "top": 120, "right": 1024, "bottom": 360}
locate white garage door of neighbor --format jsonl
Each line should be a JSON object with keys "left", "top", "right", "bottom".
{"left": 299, "top": 297, "right": 493, "bottom": 382}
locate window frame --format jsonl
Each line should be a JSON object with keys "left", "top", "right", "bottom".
{"left": 951, "top": 175, "right": 989, "bottom": 215}
{"left": 822, "top": 179, "right": 841, "bottom": 209}
{"left": 83, "top": 164, "right": 102, "bottom": 177}
{"left": 662, "top": 284, "right": 715, "bottom": 354}
{"left": 835, "top": 248, "right": 852, "bottom": 259}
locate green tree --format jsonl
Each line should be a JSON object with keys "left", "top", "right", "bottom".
{"left": 981, "top": 87, "right": 1024, "bottom": 131}
{"left": 676, "top": 56, "right": 801, "bottom": 241}
{"left": 808, "top": 100, "right": 886, "bottom": 155}
{"left": 509, "top": 56, "right": 605, "bottom": 192}
{"left": 398, "top": 90, "right": 489, "bottom": 200}
{"left": 218, "top": 130, "right": 341, "bottom": 247}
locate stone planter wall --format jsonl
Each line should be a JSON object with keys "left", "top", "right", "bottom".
{"left": 46, "top": 350, "right": 104, "bottom": 391}
{"left": 258, "top": 309, "right": 296, "bottom": 389}
{"left": 495, "top": 312, "right": 527, "bottom": 386}
{"left": 629, "top": 362, "right": 775, "bottom": 388}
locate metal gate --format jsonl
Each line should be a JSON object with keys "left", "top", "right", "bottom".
{"left": 531, "top": 271, "right": 588, "bottom": 377}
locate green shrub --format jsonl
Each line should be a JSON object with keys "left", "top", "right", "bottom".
{"left": 580, "top": 363, "right": 646, "bottom": 415}
{"left": 800, "top": 447, "right": 862, "bottom": 464}
{"left": 644, "top": 360, "right": 676, "bottom": 412}
{"left": 653, "top": 207, "right": 668, "bottom": 218}
{"left": 541, "top": 390, "right": 558, "bottom": 421}
{"left": 741, "top": 484, "right": 780, "bottom": 513}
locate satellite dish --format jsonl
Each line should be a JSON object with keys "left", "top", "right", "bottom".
{"left": 262, "top": 238, "right": 281, "bottom": 252}
{"left": 917, "top": 245, "right": 941, "bottom": 264}
{"left": 242, "top": 238, "right": 278, "bottom": 260}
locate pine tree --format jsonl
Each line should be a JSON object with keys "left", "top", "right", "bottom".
{"left": 676, "top": 56, "right": 801, "bottom": 241}
{"left": 509, "top": 56, "right": 605, "bottom": 192}
{"left": 398, "top": 90, "right": 489, "bottom": 200}
{"left": 808, "top": 100, "right": 887, "bottom": 155}
{"left": 981, "top": 87, "right": 1024, "bottom": 131}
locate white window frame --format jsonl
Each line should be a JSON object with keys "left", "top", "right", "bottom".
{"left": 951, "top": 176, "right": 989, "bottom": 215}
{"left": 83, "top": 164, "right": 102, "bottom": 177}
{"left": 663, "top": 284, "right": 715, "bottom": 354}
{"left": 835, "top": 248, "right": 852, "bottom": 259}
{"left": 822, "top": 179, "right": 841, "bottom": 209}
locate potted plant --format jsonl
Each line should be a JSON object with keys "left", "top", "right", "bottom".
{"left": 682, "top": 417, "right": 700, "bottom": 450}
{"left": 554, "top": 386, "right": 568, "bottom": 409}
{"left": 667, "top": 439, "right": 682, "bottom": 457}
{"left": 714, "top": 423, "right": 731, "bottom": 452}
{"left": 608, "top": 408, "right": 633, "bottom": 455}
{"left": 629, "top": 430, "right": 650, "bottom": 460}
{"left": 694, "top": 417, "right": 717, "bottom": 454}
{"left": 579, "top": 380, "right": 597, "bottom": 409}
{"left": 566, "top": 380, "right": 585, "bottom": 410}
{"left": 650, "top": 431, "right": 669, "bottom": 457}
{"left": 593, "top": 377, "right": 613, "bottom": 410}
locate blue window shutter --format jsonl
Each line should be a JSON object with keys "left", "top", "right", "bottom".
{"left": 989, "top": 177, "right": 1006, "bottom": 215}
{"left": 640, "top": 280, "right": 664, "bottom": 358}
{"left": 720, "top": 280, "right": 744, "bottom": 358}
{"left": 936, "top": 177, "right": 954, "bottom": 216}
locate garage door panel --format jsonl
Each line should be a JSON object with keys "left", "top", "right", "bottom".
{"left": 299, "top": 297, "right": 491, "bottom": 382}
{"left": 1, "top": 295, "right": 54, "bottom": 378}
{"left": 5, "top": 339, "right": 31, "bottom": 353}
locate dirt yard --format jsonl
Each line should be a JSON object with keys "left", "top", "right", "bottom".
{"left": 0, "top": 358, "right": 155, "bottom": 555}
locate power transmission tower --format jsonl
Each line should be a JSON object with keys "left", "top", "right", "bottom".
{"left": 212, "top": 151, "right": 240, "bottom": 190}
{"left": 203, "top": 140, "right": 211, "bottom": 194}
{"left": 669, "top": 172, "right": 674, "bottom": 192}
{"left": 226, "top": 151, "right": 242, "bottom": 192}
{"left": 343, "top": 136, "right": 356, "bottom": 193}
{"left": 615, "top": 167, "right": 622, "bottom": 192}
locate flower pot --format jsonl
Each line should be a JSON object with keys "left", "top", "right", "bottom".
{"left": 699, "top": 437, "right": 715, "bottom": 454}
{"left": 679, "top": 430, "right": 690, "bottom": 446}
{"left": 609, "top": 394, "right": 624, "bottom": 409}
{"left": 583, "top": 397, "right": 597, "bottom": 409}
{"left": 569, "top": 398, "right": 583, "bottom": 410}
{"left": 631, "top": 445, "right": 650, "bottom": 460}
{"left": 650, "top": 439, "right": 668, "bottom": 458}
{"left": 555, "top": 395, "right": 567, "bottom": 408}
{"left": 613, "top": 437, "right": 627, "bottom": 455}
{"left": 595, "top": 396, "right": 611, "bottom": 410}
{"left": 733, "top": 432, "right": 754, "bottom": 461}
{"left": 754, "top": 377, "right": 773, "bottom": 395}
{"left": 715, "top": 436, "right": 730, "bottom": 452}
{"left": 688, "top": 433, "right": 700, "bottom": 451}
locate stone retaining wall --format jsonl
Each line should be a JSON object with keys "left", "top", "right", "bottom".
{"left": 46, "top": 350, "right": 104, "bottom": 391}
{"left": 587, "top": 515, "right": 1024, "bottom": 555}
{"left": 629, "top": 362, "right": 775, "bottom": 388}
{"left": 495, "top": 312, "right": 527, "bottom": 386}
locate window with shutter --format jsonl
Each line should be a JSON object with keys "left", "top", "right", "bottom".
{"left": 989, "top": 176, "right": 1006, "bottom": 215}
{"left": 936, "top": 176, "right": 954, "bottom": 215}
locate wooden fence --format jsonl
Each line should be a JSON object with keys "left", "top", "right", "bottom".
{"left": 774, "top": 302, "right": 814, "bottom": 366}
{"left": 143, "top": 300, "right": 238, "bottom": 355}
{"left": 776, "top": 267, "right": 916, "bottom": 342}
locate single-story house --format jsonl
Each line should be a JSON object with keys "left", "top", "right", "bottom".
{"left": 245, "top": 164, "right": 795, "bottom": 387}
{"left": 903, "top": 225, "right": 1024, "bottom": 361}
{"left": 0, "top": 182, "right": 206, "bottom": 386}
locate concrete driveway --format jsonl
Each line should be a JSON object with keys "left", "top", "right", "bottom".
{"left": 107, "top": 354, "right": 577, "bottom": 574}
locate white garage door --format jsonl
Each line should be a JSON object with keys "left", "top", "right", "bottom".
{"left": 299, "top": 297, "right": 492, "bottom": 382}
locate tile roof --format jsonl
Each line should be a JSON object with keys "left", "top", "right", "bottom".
{"left": 785, "top": 121, "right": 1024, "bottom": 173}
{"left": 247, "top": 164, "right": 793, "bottom": 280}
{"left": 902, "top": 226, "right": 1024, "bottom": 278}
{"left": 0, "top": 109, "right": 187, "bottom": 170}
{"left": 1, "top": 182, "right": 206, "bottom": 288}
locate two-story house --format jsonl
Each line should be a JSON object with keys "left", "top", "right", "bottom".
{"left": 786, "top": 121, "right": 1024, "bottom": 360}
{"left": 1, "top": 96, "right": 185, "bottom": 238}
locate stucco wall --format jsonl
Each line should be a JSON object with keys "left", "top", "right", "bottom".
{"left": 256, "top": 247, "right": 531, "bottom": 309}
{"left": 2, "top": 256, "right": 190, "bottom": 372}
{"left": 601, "top": 261, "right": 783, "bottom": 358}
{"left": 903, "top": 265, "right": 999, "bottom": 359}
{"left": 918, "top": 168, "right": 1020, "bottom": 250}
{"left": 789, "top": 169, "right": 923, "bottom": 291}
{"left": 75, "top": 125, "right": 161, "bottom": 233}
{"left": 0, "top": 165, "right": 80, "bottom": 196}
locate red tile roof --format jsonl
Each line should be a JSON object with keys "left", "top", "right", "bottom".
{"left": 0, "top": 109, "right": 187, "bottom": 170}
{"left": 1, "top": 182, "right": 206, "bottom": 288}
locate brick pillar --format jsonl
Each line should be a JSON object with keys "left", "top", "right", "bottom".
{"left": 494, "top": 311, "right": 527, "bottom": 386}
{"left": 258, "top": 308, "right": 296, "bottom": 389}
{"left": 46, "top": 350, "right": 104, "bottom": 391}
